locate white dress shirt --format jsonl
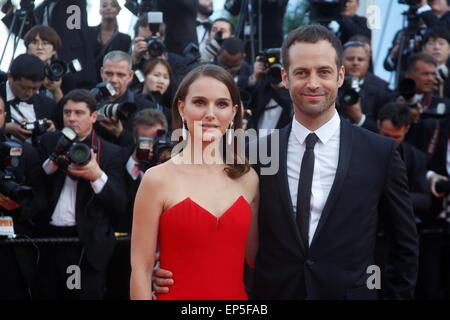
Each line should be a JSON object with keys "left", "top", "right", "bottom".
{"left": 258, "top": 98, "right": 283, "bottom": 135}
{"left": 6, "top": 80, "right": 37, "bottom": 124}
{"left": 42, "top": 158, "right": 108, "bottom": 227}
{"left": 287, "top": 110, "right": 340, "bottom": 245}
{"left": 126, "top": 156, "right": 144, "bottom": 180}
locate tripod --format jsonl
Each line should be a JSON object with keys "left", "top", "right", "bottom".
{"left": 0, "top": 0, "right": 36, "bottom": 71}
{"left": 234, "top": 0, "right": 263, "bottom": 61}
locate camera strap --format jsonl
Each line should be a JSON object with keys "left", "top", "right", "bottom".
{"left": 91, "top": 132, "right": 101, "bottom": 164}
{"left": 9, "top": 101, "right": 27, "bottom": 122}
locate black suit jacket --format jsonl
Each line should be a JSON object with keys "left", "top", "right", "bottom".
{"left": 252, "top": 117, "right": 418, "bottom": 299}
{"left": 247, "top": 76, "right": 292, "bottom": 130}
{"left": 37, "top": 131, "right": 127, "bottom": 271}
{"left": 0, "top": 82, "right": 58, "bottom": 126}
{"left": 399, "top": 142, "right": 431, "bottom": 217}
{"left": 338, "top": 15, "right": 372, "bottom": 45}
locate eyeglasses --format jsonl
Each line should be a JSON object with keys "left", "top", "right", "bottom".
{"left": 29, "top": 39, "right": 53, "bottom": 48}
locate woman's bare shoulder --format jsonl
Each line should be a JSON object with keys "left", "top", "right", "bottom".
{"left": 141, "top": 159, "right": 179, "bottom": 188}
{"left": 236, "top": 167, "right": 259, "bottom": 199}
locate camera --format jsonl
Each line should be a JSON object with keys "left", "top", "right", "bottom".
{"left": 45, "top": 59, "right": 82, "bottom": 82}
{"left": 398, "top": 78, "right": 422, "bottom": 106}
{"left": 308, "top": 0, "right": 345, "bottom": 25}
{"left": 0, "top": 141, "right": 33, "bottom": 211}
{"left": 147, "top": 11, "right": 165, "bottom": 58}
{"left": 96, "top": 102, "right": 136, "bottom": 122}
{"left": 339, "top": 76, "right": 361, "bottom": 107}
{"left": 90, "top": 82, "right": 117, "bottom": 101}
{"left": 259, "top": 48, "right": 282, "bottom": 85}
{"left": 436, "top": 64, "right": 449, "bottom": 84}
{"left": 125, "top": 0, "right": 158, "bottom": 16}
{"left": 435, "top": 179, "right": 450, "bottom": 195}
{"left": 202, "top": 30, "right": 224, "bottom": 62}
{"left": 21, "top": 119, "right": 49, "bottom": 136}
{"left": 136, "top": 129, "right": 174, "bottom": 170}
{"left": 49, "top": 127, "right": 92, "bottom": 170}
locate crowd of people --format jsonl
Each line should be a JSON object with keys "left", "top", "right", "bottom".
{"left": 0, "top": 0, "right": 450, "bottom": 300}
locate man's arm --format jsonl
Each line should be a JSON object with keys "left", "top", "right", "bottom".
{"left": 379, "top": 143, "right": 419, "bottom": 299}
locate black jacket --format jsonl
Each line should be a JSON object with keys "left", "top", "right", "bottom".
{"left": 252, "top": 117, "right": 418, "bottom": 299}
{"left": 338, "top": 15, "right": 372, "bottom": 45}
{"left": 37, "top": 130, "right": 127, "bottom": 271}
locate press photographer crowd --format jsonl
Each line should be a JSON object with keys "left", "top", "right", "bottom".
{"left": 0, "top": 0, "right": 450, "bottom": 300}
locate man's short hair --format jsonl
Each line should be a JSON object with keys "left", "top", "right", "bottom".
{"left": 61, "top": 89, "right": 97, "bottom": 114}
{"left": 211, "top": 18, "right": 235, "bottom": 35}
{"left": 220, "top": 37, "right": 245, "bottom": 55}
{"left": 378, "top": 102, "right": 413, "bottom": 128}
{"left": 424, "top": 28, "right": 450, "bottom": 45}
{"left": 132, "top": 108, "right": 168, "bottom": 136}
{"left": 103, "top": 50, "right": 132, "bottom": 69}
{"left": 9, "top": 54, "right": 46, "bottom": 82}
{"left": 281, "top": 24, "right": 343, "bottom": 72}
{"left": 24, "top": 25, "right": 62, "bottom": 50}
{"left": 406, "top": 52, "right": 437, "bottom": 72}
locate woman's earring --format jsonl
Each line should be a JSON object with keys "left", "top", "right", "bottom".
{"left": 181, "top": 116, "right": 187, "bottom": 140}
{"left": 227, "top": 121, "right": 234, "bottom": 145}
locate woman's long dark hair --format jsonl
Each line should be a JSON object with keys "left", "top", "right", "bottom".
{"left": 172, "top": 64, "right": 250, "bottom": 179}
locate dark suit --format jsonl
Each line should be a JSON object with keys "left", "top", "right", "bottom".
{"left": 252, "top": 117, "right": 419, "bottom": 299}
{"left": 34, "top": 130, "right": 127, "bottom": 299}
{"left": 338, "top": 15, "right": 372, "bottom": 45}
{"left": 0, "top": 137, "right": 47, "bottom": 300}
{"left": 0, "top": 82, "right": 59, "bottom": 131}
{"left": 247, "top": 76, "right": 292, "bottom": 130}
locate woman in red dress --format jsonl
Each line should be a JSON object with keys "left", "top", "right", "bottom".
{"left": 130, "top": 64, "right": 259, "bottom": 300}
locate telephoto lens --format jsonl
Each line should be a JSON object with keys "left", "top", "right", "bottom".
{"left": 68, "top": 143, "right": 91, "bottom": 166}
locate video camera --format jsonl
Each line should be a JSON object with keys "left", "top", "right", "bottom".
{"left": 339, "top": 76, "right": 361, "bottom": 107}
{"left": 45, "top": 59, "right": 82, "bottom": 82}
{"left": 0, "top": 140, "right": 33, "bottom": 211}
{"left": 259, "top": 48, "right": 282, "bottom": 85}
{"left": 49, "top": 127, "right": 93, "bottom": 171}
{"left": 90, "top": 82, "right": 137, "bottom": 122}
{"left": 135, "top": 129, "right": 175, "bottom": 170}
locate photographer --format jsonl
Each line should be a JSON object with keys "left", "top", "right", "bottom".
{"left": 246, "top": 49, "right": 293, "bottom": 132}
{"left": 24, "top": 25, "right": 64, "bottom": 104}
{"left": 0, "top": 96, "right": 47, "bottom": 300}
{"left": 196, "top": 0, "right": 214, "bottom": 54}
{"left": 131, "top": 14, "right": 191, "bottom": 92}
{"left": 422, "top": 28, "right": 450, "bottom": 99}
{"left": 402, "top": 52, "right": 450, "bottom": 118}
{"left": 338, "top": 41, "right": 394, "bottom": 132}
{"left": 105, "top": 108, "right": 168, "bottom": 299}
{"left": 201, "top": 18, "right": 235, "bottom": 62}
{"left": 215, "top": 37, "right": 253, "bottom": 90}
{"left": 34, "top": 89, "right": 126, "bottom": 299}
{"left": 330, "top": 0, "right": 372, "bottom": 45}
{"left": 417, "top": 0, "right": 450, "bottom": 31}
{"left": 96, "top": 51, "right": 154, "bottom": 147}
{"left": 0, "top": 54, "right": 57, "bottom": 145}
{"left": 90, "top": 0, "right": 132, "bottom": 83}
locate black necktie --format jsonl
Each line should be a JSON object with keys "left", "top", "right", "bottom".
{"left": 296, "top": 133, "right": 319, "bottom": 249}
{"left": 197, "top": 20, "right": 212, "bottom": 31}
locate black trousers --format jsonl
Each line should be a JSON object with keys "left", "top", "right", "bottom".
{"left": 32, "top": 226, "right": 106, "bottom": 300}
{"left": 0, "top": 246, "right": 32, "bottom": 300}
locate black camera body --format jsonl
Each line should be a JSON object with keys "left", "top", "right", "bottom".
{"left": 21, "top": 119, "right": 49, "bottom": 136}
{"left": 308, "top": 0, "right": 346, "bottom": 24}
{"left": 96, "top": 102, "right": 136, "bottom": 122}
{"left": 259, "top": 48, "right": 282, "bottom": 85}
{"left": 146, "top": 11, "right": 165, "bottom": 58}
{"left": 49, "top": 127, "right": 92, "bottom": 170}
{"left": 339, "top": 76, "right": 361, "bottom": 107}
{"left": 0, "top": 140, "right": 33, "bottom": 210}
{"left": 136, "top": 129, "right": 174, "bottom": 171}
{"left": 90, "top": 82, "right": 117, "bottom": 101}
{"left": 45, "top": 59, "right": 82, "bottom": 82}
{"left": 147, "top": 37, "right": 165, "bottom": 58}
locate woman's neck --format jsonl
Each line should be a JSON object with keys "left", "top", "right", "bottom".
{"left": 178, "top": 138, "right": 225, "bottom": 167}
{"left": 101, "top": 18, "right": 117, "bottom": 32}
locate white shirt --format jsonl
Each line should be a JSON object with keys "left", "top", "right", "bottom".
{"left": 6, "top": 80, "right": 37, "bottom": 124}
{"left": 196, "top": 19, "right": 210, "bottom": 55}
{"left": 126, "top": 156, "right": 144, "bottom": 180}
{"left": 258, "top": 98, "right": 283, "bottom": 135}
{"left": 42, "top": 158, "right": 108, "bottom": 227}
{"left": 287, "top": 110, "right": 340, "bottom": 245}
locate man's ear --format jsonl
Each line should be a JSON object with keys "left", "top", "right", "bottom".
{"left": 337, "top": 65, "right": 345, "bottom": 88}
{"left": 281, "top": 67, "right": 289, "bottom": 89}
{"left": 91, "top": 111, "right": 98, "bottom": 124}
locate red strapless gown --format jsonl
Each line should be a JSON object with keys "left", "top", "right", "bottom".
{"left": 156, "top": 196, "right": 251, "bottom": 300}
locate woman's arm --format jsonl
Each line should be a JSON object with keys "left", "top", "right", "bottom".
{"left": 130, "top": 167, "right": 165, "bottom": 300}
{"left": 245, "top": 169, "right": 260, "bottom": 269}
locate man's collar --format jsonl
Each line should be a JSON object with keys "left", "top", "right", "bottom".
{"left": 292, "top": 109, "right": 341, "bottom": 146}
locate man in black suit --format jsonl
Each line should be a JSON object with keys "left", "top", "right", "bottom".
{"left": 0, "top": 96, "right": 47, "bottom": 300}
{"left": 417, "top": 0, "right": 450, "bottom": 31}
{"left": 152, "top": 25, "right": 420, "bottom": 300}
{"left": 339, "top": 41, "right": 395, "bottom": 132}
{"left": 0, "top": 54, "right": 57, "bottom": 144}
{"left": 34, "top": 89, "right": 126, "bottom": 299}
{"left": 251, "top": 24, "right": 418, "bottom": 300}
{"left": 336, "top": 0, "right": 371, "bottom": 45}
{"left": 95, "top": 51, "right": 153, "bottom": 147}
{"left": 105, "top": 108, "right": 167, "bottom": 300}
